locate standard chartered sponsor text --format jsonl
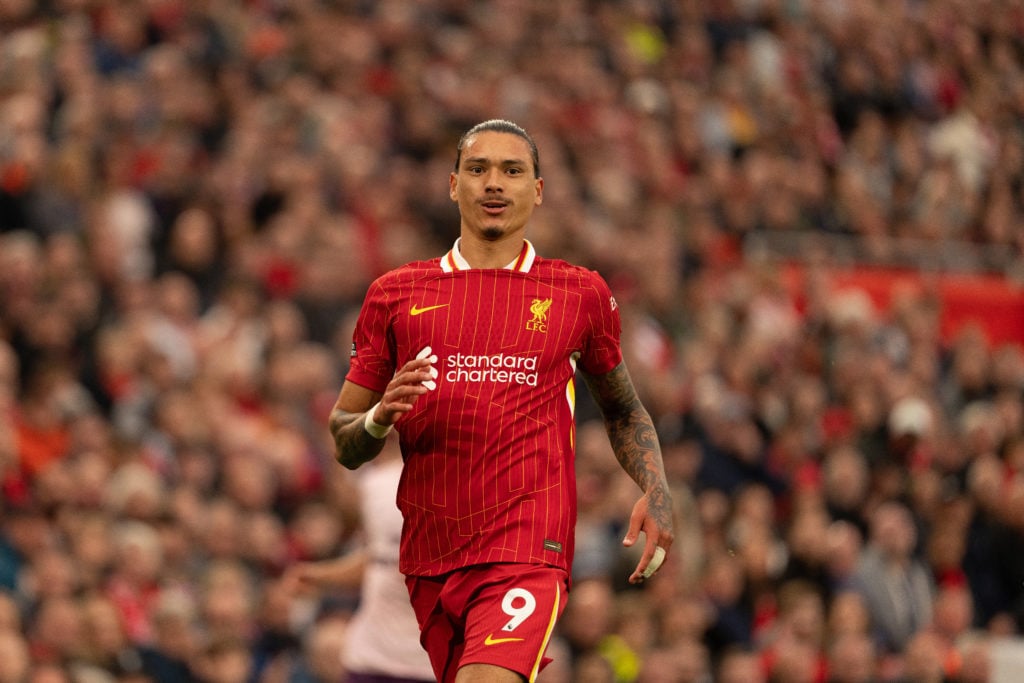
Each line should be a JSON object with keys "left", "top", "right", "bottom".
{"left": 444, "top": 352, "right": 539, "bottom": 386}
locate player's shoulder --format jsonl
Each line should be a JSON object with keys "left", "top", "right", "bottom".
{"left": 372, "top": 258, "right": 445, "bottom": 286}
{"left": 531, "top": 256, "right": 610, "bottom": 287}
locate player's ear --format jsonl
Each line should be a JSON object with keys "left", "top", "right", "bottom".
{"left": 449, "top": 172, "right": 458, "bottom": 201}
{"left": 534, "top": 177, "right": 543, "bottom": 205}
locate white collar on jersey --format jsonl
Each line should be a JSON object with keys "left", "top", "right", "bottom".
{"left": 441, "top": 238, "right": 537, "bottom": 273}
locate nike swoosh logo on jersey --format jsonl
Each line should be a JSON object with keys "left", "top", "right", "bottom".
{"left": 484, "top": 633, "right": 525, "bottom": 646}
{"left": 410, "top": 303, "right": 449, "bottom": 316}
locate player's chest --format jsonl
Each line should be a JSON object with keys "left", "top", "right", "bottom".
{"left": 391, "top": 274, "right": 586, "bottom": 353}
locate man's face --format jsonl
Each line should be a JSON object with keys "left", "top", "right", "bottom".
{"left": 450, "top": 131, "right": 543, "bottom": 241}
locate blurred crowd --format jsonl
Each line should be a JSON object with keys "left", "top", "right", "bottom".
{"left": 2, "top": 0, "right": 1024, "bottom": 681}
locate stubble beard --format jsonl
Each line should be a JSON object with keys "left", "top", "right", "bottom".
{"left": 481, "top": 226, "right": 505, "bottom": 240}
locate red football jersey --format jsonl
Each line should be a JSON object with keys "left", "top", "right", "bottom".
{"left": 346, "top": 240, "right": 623, "bottom": 576}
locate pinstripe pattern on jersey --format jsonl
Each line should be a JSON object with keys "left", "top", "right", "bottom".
{"left": 346, "top": 246, "right": 622, "bottom": 576}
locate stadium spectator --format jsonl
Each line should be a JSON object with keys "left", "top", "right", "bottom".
{"left": 852, "top": 501, "right": 935, "bottom": 657}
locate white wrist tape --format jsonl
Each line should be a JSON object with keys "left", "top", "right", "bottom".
{"left": 363, "top": 402, "right": 392, "bottom": 439}
{"left": 641, "top": 546, "right": 667, "bottom": 579}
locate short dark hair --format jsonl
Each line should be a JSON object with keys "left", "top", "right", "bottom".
{"left": 455, "top": 119, "right": 540, "bottom": 178}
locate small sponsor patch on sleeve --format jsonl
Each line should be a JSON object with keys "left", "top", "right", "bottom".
{"left": 350, "top": 343, "right": 357, "bottom": 358}
{"left": 543, "top": 539, "right": 563, "bottom": 554}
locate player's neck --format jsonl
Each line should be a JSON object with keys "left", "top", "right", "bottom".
{"left": 458, "top": 232, "right": 527, "bottom": 269}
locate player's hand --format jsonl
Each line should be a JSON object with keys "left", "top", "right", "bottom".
{"left": 375, "top": 346, "right": 439, "bottom": 425}
{"left": 622, "top": 488, "right": 674, "bottom": 584}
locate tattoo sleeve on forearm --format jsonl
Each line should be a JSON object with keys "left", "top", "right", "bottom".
{"left": 329, "top": 409, "right": 386, "bottom": 469}
{"left": 584, "top": 364, "right": 673, "bottom": 522}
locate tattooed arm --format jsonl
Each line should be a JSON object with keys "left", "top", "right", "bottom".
{"left": 582, "top": 361, "right": 675, "bottom": 583}
{"left": 330, "top": 356, "right": 435, "bottom": 469}
{"left": 329, "top": 381, "right": 387, "bottom": 470}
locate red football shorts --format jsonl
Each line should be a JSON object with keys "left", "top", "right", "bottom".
{"left": 406, "top": 563, "right": 569, "bottom": 683}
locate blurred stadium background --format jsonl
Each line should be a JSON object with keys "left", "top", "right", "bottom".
{"left": 2, "top": 1, "right": 1024, "bottom": 682}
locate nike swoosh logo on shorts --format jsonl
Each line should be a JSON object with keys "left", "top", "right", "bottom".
{"left": 484, "top": 633, "right": 525, "bottom": 646}
{"left": 410, "top": 303, "right": 449, "bottom": 316}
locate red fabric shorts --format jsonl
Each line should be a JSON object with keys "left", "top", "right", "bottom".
{"left": 406, "top": 563, "right": 569, "bottom": 683}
